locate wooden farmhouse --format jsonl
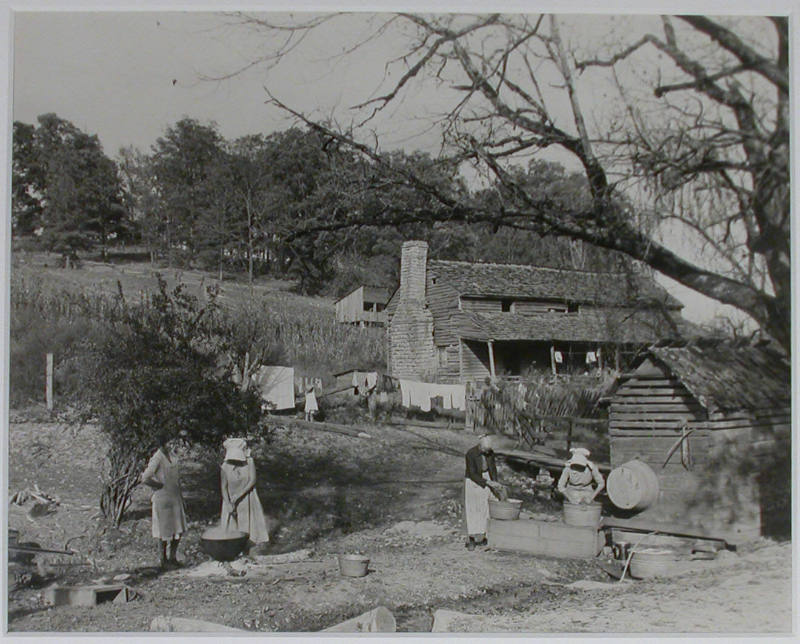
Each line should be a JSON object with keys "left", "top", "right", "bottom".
{"left": 608, "top": 339, "right": 791, "bottom": 543}
{"left": 385, "top": 240, "right": 691, "bottom": 384}
{"left": 335, "top": 286, "right": 391, "bottom": 327}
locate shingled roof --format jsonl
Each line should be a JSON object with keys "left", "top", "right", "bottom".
{"left": 452, "top": 308, "right": 689, "bottom": 344}
{"left": 428, "top": 260, "right": 682, "bottom": 309}
{"left": 639, "top": 340, "right": 790, "bottom": 414}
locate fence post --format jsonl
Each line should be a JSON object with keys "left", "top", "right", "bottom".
{"left": 566, "top": 418, "right": 573, "bottom": 453}
{"left": 46, "top": 353, "right": 54, "bottom": 411}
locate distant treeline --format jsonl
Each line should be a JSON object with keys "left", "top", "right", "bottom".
{"left": 13, "top": 113, "right": 635, "bottom": 296}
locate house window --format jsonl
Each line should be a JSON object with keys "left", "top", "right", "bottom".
{"left": 501, "top": 299, "right": 512, "bottom": 312}
{"left": 568, "top": 302, "right": 579, "bottom": 313}
{"left": 363, "top": 301, "right": 374, "bottom": 312}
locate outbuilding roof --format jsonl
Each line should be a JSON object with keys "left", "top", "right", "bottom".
{"left": 632, "top": 339, "right": 790, "bottom": 414}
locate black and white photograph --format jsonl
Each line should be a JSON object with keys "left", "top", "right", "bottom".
{"left": 3, "top": 2, "right": 795, "bottom": 636}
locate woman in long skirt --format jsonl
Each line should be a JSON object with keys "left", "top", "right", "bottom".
{"left": 220, "top": 438, "right": 269, "bottom": 552}
{"left": 141, "top": 432, "right": 187, "bottom": 569}
{"left": 463, "top": 435, "right": 503, "bottom": 551}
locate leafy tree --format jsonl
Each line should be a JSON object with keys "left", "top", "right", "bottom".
{"left": 13, "top": 114, "right": 129, "bottom": 260}
{"left": 77, "top": 276, "right": 265, "bottom": 526}
{"left": 228, "top": 14, "right": 790, "bottom": 351}
{"left": 118, "top": 146, "right": 160, "bottom": 262}
{"left": 11, "top": 121, "right": 44, "bottom": 236}
{"left": 150, "top": 118, "right": 224, "bottom": 266}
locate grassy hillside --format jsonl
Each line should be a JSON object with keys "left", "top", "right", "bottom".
{"left": 10, "top": 250, "right": 387, "bottom": 407}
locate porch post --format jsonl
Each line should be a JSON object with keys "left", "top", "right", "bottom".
{"left": 615, "top": 346, "right": 621, "bottom": 372}
{"left": 458, "top": 338, "right": 464, "bottom": 383}
{"left": 550, "top": 345, "right": 557, "bottom": 375}
{"left": 488, "top": 340, "right": 496, "bottom": 378}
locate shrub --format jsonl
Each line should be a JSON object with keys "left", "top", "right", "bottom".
{"left": 75, "top": 275, "right": 266, "bottom": 526}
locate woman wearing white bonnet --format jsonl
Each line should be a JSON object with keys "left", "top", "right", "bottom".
{"left": 556, "top": 447, "right": 605, "bottom": 505}
{"left": 220, "top": 438, "right": 269, "bottom": 551}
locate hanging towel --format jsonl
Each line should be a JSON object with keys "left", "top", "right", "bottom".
{"left": 586, "top": 351, "right": 597, "bottom": 364}
{"left": 554, "top": 351, "right": 564, "bottom": 364}
{"left": 400, "top": 379, "right": 412, "bottom": 408}
{"left": 253, "top": 366, "right": 295, "bottom": 410}
{"left": 365, "top": 372, "right": 378, "bottom": 391}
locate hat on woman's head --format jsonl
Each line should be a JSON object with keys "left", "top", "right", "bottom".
{"left": 223, "top": 437, "right": 248, "bottom": 462}
{"left": 567, "top": 447, "right": 590, "bottom": 467}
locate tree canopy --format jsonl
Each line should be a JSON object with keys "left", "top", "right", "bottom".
{"left": 223, "top": 13, "right": 789, "bottom": 351}
{"left": 12, "top": 113, "right": 129, "bottom": 259}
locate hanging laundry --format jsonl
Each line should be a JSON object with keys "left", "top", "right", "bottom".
{"left": 365, "top": 372, "right": 378, "bottom": 391}
{"left": 398, "top": 380, "right": 465, "bottom": 412}
{"left": 554, "top": 351, "right": 564, "bottom": 364}
{"left": 252, "top": 366, "right": 295, "bottom": 410}
{"left": 586, "top": 351, "right": 597, "bottom": 364}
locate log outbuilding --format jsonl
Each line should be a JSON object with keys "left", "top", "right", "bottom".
{"left": 607, "top": 339, "right": 790, "bottom": 543}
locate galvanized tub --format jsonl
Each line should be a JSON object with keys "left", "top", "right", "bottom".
{"left": 606, "top": 460, "right": 660, "bottom": 511}
{"left": 338, "top": 554, "right": 369, "bottom": 577}
{"left": 489, "top": 498, "right": 523, "bottom": 520}
{"left": 563, "top": 501, "right": 602, "bottom": 527}
{"left": 629, "top": 548, "right": 677, "bottom": 578}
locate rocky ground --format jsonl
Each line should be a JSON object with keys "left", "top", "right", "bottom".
{"left": 6, "top": 415, "right": 794, "bottom": 634}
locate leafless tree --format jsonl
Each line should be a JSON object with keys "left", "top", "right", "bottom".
{"left": 219, "top": 13, "right": 789, "bottom": 352}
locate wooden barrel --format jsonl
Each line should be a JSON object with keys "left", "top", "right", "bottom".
{"left": 607, "top": 459, "right": 660, "bottom": 511}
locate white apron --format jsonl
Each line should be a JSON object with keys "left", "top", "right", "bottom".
{"left": 143, "top": 449, "right": 187, "bottom": 540}
{"left": 221, "top": 460, "right": 270, "bottom": 544}
{"left": 464, "top": 471, "right": 497, "bottom": 537}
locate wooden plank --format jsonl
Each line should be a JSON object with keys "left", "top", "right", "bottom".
{"left": 600, "top": 516, "right": 738, "bottom": 545}
{"left": 610, "top": 429, "right": 709, "bottom": 438}
{"left": 610, "top": 403, "right": 705, "bottom": 413}
{"left": 610, "top": 420, "right": 704, "bottom": 430}
{"left": 622, "top": 378, "right": 682, "bottom": 387}
{"left": 611, "top": 412, "right": 701, "bottom": 421}
{"left": 495, "top": 448, "right": 611, "bottom": 473}
{"left": 151, "top": 617, "right": 245, "bottom": 632}
{"left": 614, "top": 393, "right": 696, "bottom": 402}
{"left": 322, "top": 607, "right": 396, "bottom": 633}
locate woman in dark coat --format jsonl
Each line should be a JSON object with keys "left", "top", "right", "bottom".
{"left": 463, "top": 434, "right": 503, "bottom": 551}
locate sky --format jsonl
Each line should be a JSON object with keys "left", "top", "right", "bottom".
{"left": 6, "top": 4, "right": 797, "bottom": 330}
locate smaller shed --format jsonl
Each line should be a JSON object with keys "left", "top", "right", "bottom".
{"left": 608, "top": 339, "right": 790, "bottom": 543}
{"left": 335, "top": 286, "right": 392, "bottom": 327}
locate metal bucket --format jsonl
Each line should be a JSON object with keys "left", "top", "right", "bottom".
{"left": 338, "top": 554, "right": 369, "bottom": 577}
{"left": 606, "top": 460, "right": 660, "bottom": 511}
{"left": 629, "top": 548, "right": 676, "bottom": 579}
{"left": 563, "top": 501, "right": 602, "bottom": 527}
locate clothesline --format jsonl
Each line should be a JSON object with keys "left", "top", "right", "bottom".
{"left": 399, "top": 379, "right": 466, "bottom": 412}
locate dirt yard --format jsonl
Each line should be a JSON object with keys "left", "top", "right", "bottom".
{"left": 6, "top": 414, "right": 794, "bottom": 634}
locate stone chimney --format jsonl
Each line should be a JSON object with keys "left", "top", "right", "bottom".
{"left": 389, "top": 240, "right": 436, "bottom": 380}
{"left": 399, "top": 240, "right": 428, "bottom": 304}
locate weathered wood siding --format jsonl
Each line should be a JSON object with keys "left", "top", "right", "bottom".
{"left": 336, "top": 287, "right": 364, "bottom": 323}
{"left": 427, "top": 279, "right": 461, "bottom": 346}
{"left": 336, "top": 287, "right": 387, "bottom": 325}
{"left": 461, "top": 339, "right": 491, "bottom": 383}
{"left": 513, "top": 300, "right": 568, "bottom": 313}
{"left": 609, "top": 358, "right": 791, "bottom": 542}
{"left": 460, "top": 297, "right": 503, "bottom": 314}
{"left": 434, "top": 344, "right": 461, "bottom": 384}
